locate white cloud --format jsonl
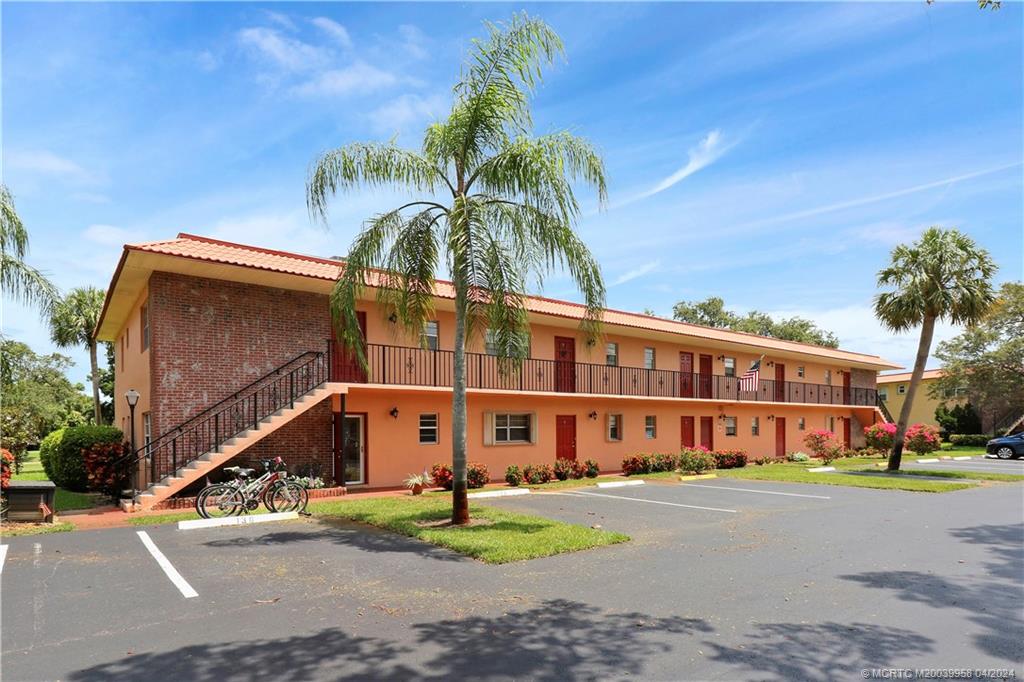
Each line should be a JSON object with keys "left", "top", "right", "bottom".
{"left": 6, "top": 149, "right": 94, "bottom": 183}
{"left": 293, "top": 62, "right": 397, "bottom": 97}
{"left": 237, "top": 26, "right": 328, "bottom": 72}
{"left": 398, "top": 24, "right": 429, "bottom": 60}
{"left": 194, "top": 50, "right": 219, "bottom": 72}
{"left": 614, "top": 129, "right": 738, "bottom": 208}
{"left": 263, "top": 10, "right": 298, "bottom": 32}
{"left": 312, "top": 17, "right": 352, "bottom": 49}
{"left": 371, "top": 94, "right": 446, "bottom": 134}
{"left": 83, "top": 224, "right": 135, "bottom": 248}
{"left": 610, "top": 260, "right": 660, "bottom": 287}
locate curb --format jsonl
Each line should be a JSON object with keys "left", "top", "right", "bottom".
{"left": 596, "top": 480, "right": 645, "bottom": 488}
{"left": 916, "top": 458, "right": 940, "bottom": 463}
{"left": 952, "top": 456, "right": 973, "bottom": 461}
{"left": 807, "top": 466, "right": 836, "bottom": 473}
{"left": 178, "top": 511, "right": 299, "bottom": 531}
{"left": 678, "top": 473, "right": 718, "bottom": 481}
{"left": 468, "top": 488, "right": 530, "bottom": 499}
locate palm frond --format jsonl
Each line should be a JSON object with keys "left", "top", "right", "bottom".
{"left": 1, "top": 254, "right": 59, "bottom": 314}
{"left": 49, "top": 286, "right": 105, "bottom": 348}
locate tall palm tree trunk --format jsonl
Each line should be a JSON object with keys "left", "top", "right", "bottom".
{"left": 889, "top": 315, "right": 936, "bottom": 470}
{"left": 451, "top": 284, "right": 470, "bottom": 525}
{"left": 89, "top": 340, "right": 103, "bottom": 425}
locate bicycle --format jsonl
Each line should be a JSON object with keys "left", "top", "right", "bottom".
{"left": 195, "top": 457, "right": 308, "bottom": 519}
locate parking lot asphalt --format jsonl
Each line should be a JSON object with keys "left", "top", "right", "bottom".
{"left": 2, "top": 476, "right": 1022, "bottom": 681}
{"left": 903, "top": 456, "right": 1024, "bottom": 476}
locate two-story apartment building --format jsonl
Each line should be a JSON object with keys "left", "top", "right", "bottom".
{"left": 96, "top": 234, "right": 898, "bottom": 509}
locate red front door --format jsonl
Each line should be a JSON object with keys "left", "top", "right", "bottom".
{"left": 774, "top": 363, "right": 786, "bottom": 402}
{"left": 554, "top": 337, "right": 576, "bottom": 393}
{"left": 843, "top": 418, "right": 852, "bottom": 448}
{"left": 679, "top": 352, "right": 694, "bottom": 398}
{"left": 681, "top": 416, "right": 695, "bottom": 448}
{"left": 331, "top": 311, "right": 367, "bottom": 382}
{"left": 698, "top": 354, "right": 713, "bottom": 399}
{"left": 556, "top": 415, "right": 577, "bottom": 460}
{"left": 699, "top": 416, "right": 714, "bottom": 450}
{"left": 775, "top": 417, "right": 786, "bottom": 458}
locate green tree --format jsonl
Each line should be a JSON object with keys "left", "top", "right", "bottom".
{"left": 307, "top": 14, "right": 606, "bottom": 524}
{"left": 874, "top": 227, "right": 997, "bottom": 470}
{"left": 672, "top": 296, "right": 840, "bottom": 348}
{"left": 98, "top": 342, "right": 116, "bottom": 425}
{"left": 932, "top": 281, "right": 1024, "bottom": 430}
{"left": 1, "top": 340, "right": 93, "bottom": 460}
{"left": 49, "top": 286, "right": 107, "bottom": 424}
{"left": 1, "top": 185, "right": 58, "bottom": 315}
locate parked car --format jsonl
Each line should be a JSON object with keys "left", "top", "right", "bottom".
{"left": 986, "top": 433, "right": 1024, "bottom": 459}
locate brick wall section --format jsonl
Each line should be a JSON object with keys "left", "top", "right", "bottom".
{"left": 147, "top": 272, "right": 336, "bottom": 479}
{"left": 849, "top": 369, "right": 877, "bottom": 448}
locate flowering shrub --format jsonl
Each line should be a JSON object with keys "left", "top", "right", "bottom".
{"left": 677, "top": 448, "right": 716, "bottom": 474}
{"left": 864, "top": 422, "right": 898, "bottom": 452}
{"left": 553, "top": 458, "right": 575, "bottom": 481}
{"left": 653, "top": 453, "right": 678, "bottom": 472}
{"left": 621, "top": 454, "right": 655, "bottom": 476}
{"left": 505, "top": 465, "right": 523, "bottom": 487}
{"left": 905, "top": 423, "right": 941, "bottom": 455}
{"left": 713, "top": 449, "right": 748, "bottom": 469}
{"left": 467, "top": 462, "right": 489, "bottom": 489}
{"left": 583, "top": 459, "right": 600, "bottom": 478}
{"left": 570, "top": 459, "right": 586, "bottom": 479}
{"left": 1, "top": 448, "right": 14, "bottom": 489}
{"left": 430, "top": 463, "right": 453, "bottom": 490}
{"left": 804, "top": 430, "right": 838, "bottom": 459}
{"left": 523, "top": 463, "right": 553, "bottom": 484}
{"left": 819, "top": 441, "right": 845, "bottom": 465}
{"left": 292, "top": 476, "right": 327, "bottom": 489}
{"left": 787, "top": 451, "right": 811, "bottom": 462}
{"left": 82, "top": 440, "right": 128, "bottom": 500}
{"left": 752, "top": 454, "right": 777, "bottom": 465}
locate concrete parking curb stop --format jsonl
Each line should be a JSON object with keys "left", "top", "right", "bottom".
{"left": 468, "top": 488, "right": 530, "bottom": 499}
{"left": 679, "top": 473, "right": 718, "bottom": 481}
{"left": 177, "top": 511, "right": 299, "bottom": 531}
{"left": 597, "top": 480, "right": 645, "bottom": 488}
{"left": 807, "top": 466, "right": 836, "bottom": 472}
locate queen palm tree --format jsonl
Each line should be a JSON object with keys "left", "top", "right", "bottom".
{"left": 874, "top": 227, "right": 996, "bottom": 470}
{"left": 307, "top": 14, "right": 607, "bottom": 524}
{"left": 49, "top": 286, "right": 107, "bottom": 425}
{"left": 1, "top": 185, "right": 58, "bottom": 315}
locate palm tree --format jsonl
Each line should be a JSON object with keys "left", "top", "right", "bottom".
{"left": 307, "top": 14, "right": 607, "bottom": 524}
{"left": 49, "top": 286, "right": 107, "bottom": 425}
{"left": 1, "top": 185, "right": 58, "bottom": 314}
{"left": 874, "top": 227, "right": 996, "bottom": 470}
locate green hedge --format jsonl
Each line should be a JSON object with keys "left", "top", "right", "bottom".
{"left": 38, "top": 425, "right": 124, "bottom": 492}
{"left": 949, "top": 434, "right": 990, "bottom": 447}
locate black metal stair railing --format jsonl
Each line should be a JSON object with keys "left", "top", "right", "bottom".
{"left": 876, "top": 395, "right": 895, "bottom": 423}
{"left": 345, "top": 342, "right": 879, "bottom": 407}
{"left": 117, "top": 348, "right": 330, "bottom": 489}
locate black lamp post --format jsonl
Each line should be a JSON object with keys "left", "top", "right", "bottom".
{"left": 125, "top": 389, "right": 140, "bottom": 498}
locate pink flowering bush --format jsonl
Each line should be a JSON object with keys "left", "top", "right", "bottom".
{"left": 864, "top": 422, "right": 898, "bottom": 452}
{"left": 804, "top": 429, "right": 846, "bottom": 464}
{"left": 904, "top": 423, "right": 941, "bottom": 455}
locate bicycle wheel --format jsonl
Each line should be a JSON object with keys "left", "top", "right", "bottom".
{"left": 197, "top": 484, "right": 244, "bottom": 518}
{"left": 266, "top": 480, "right": 308, "bottom": 513}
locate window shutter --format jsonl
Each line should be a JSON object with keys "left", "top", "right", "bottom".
{"left": 483, "top": 412, "right": 494, "bottom": 446}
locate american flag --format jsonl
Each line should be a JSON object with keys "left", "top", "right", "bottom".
{"left": 739, "top": 356, "right": 764, "bottom": 392}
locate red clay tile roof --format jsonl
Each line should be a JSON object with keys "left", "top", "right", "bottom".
{"left": 877, "top": 368, "right": 944, "bottom": 383}
{"left": 120, "top": 233, "right": 899, "bottom": 367}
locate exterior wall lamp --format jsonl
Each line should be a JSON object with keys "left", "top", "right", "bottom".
{"left": 766, "top": 414, "right": 775, "bottom": 421}
{"left": 389, "top": 407, "right": 399, "bottom": 419}
{"left": 387, "top": 312, "right": 398, "bottom": 324}
{"left": 716, "top": 354, "right": 725, "bottom": 361}
{"left": 766, "top": 361, "right": 775, "bottom": 368}
{"left": 588, "top": 411, "right": 598, "bottom": 420}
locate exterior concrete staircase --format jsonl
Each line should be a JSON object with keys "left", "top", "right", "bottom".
{"left": 129, "top": 385, "right": 336, "bottom": 511}
{"left": 118, "top": 349, "right": 340, "bottom": 512}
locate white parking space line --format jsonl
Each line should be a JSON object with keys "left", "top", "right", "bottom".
{"left": 679, "top": 483, "right": 831, "bottom": 500}
{"left": 137, "top": 531, "right": 198, "bottom": 599}
{"left": 570, "top": 489, "right": 737, "bottom": 513}
{"left": 0, "top": 544, "right": 7, "bottom": 573}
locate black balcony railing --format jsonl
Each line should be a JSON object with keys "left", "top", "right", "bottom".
{"left": 341, "top": 343, "right": 878, "bottom": 407}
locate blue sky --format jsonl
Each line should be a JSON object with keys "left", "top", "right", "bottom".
{"left": 3, "top": 2, "right": 1022, "bottom": 386}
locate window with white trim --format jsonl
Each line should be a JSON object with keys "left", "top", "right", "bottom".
{"left": 645, "top": 415, "right": 656, "bottom": 439}
{"left": 140, "top": 303, "right": 150, "bottom": 351}
{"left": 897, "top": 384, "right": 906, "bottom": 395}
{"left": 421, "top": 321, "right": 439, "bottom": 351}
{"left": 606, "top": 343, "right": 618, "bottom": 367}
{"left": 797, "top": 366, "right": 805, "bottom": 378}
{"left": 495, "top": 413, "right": 532, "bottom": 443}
{"left": 644, "top": 347, "right": 656, "bottom": 370}
{"left": 724, "top": 357, "right": 736, "bottom": 377}
{"left": 419, "top": 414, "right": 439, "bottom": 444}
{"left": 879, "top": 388, "right": 888, "bottom": 401}
{"left": 824, "top": 370, "right": 832, "bottom": 385}
{"left": 485, "top": 329, "right": 529, "bottom": 357}
{"left": 725, "top": 416, "right": 737, "bottom": 437}
{"left": 827, "top": 416, "right": 835, "bottom": 432}
{"left": 751, "top": 416, "right": 760, "bottom": 436}
{"left": 142, "top": 412, "right": 152, "bottom": 454}
{"left": 798, "top": 417, "right": 806, "bottom": 431}
{"left": 607, "top": 414, "right": 623, "bottom": 441}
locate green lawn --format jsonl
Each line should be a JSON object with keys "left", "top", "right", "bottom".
{"left": 849, "top": 467, "right": 1024, "bottom": 483}
{"left": 1, "top": 522, "right": 75, "bottom": 537}
{"left": 10, "top": 450, "right": 104, "bottom": 512}
{"left": 715, "top": 461, "right": 976, "bottom": 492}
{"left": 311, "top": 496, "right": 628, "bottom": 563}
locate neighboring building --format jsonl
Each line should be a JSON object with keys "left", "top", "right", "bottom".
{"left": 877, "top": 368, "right": 965, "bottom": 428}
{"left": 96, "top": 234, "right": 899, "bottom": 509}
